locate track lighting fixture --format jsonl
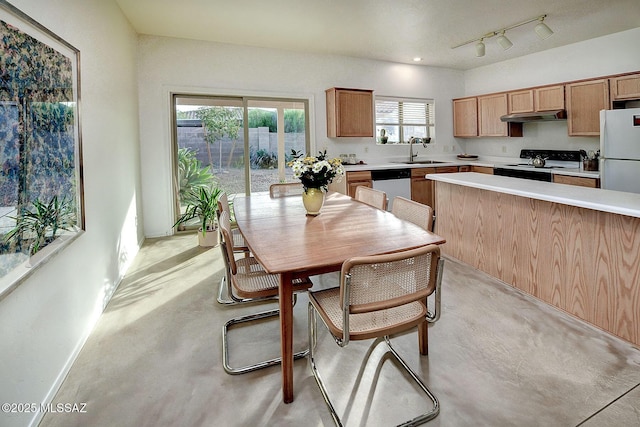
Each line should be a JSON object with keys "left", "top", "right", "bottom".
{"left": 452, "top": 14, "right": 553, "bottom": 57}
{"left": 534, "top": 16, "right": 554, "bottom": 40}
{"left": 496, "top": 31, "right": 513, "bottom": 50}
{"left": 476, "top": 39, "right": 485, "bottom": 57}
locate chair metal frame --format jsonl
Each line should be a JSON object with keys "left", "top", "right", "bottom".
{"left": 216, "top": 192, "right": 278, "bottom": 306}
{"left": 308, "top": 245, "right": 444, "bottom": 426}
{"left": 219, "top": 210, "right": 311, "bottom": 375}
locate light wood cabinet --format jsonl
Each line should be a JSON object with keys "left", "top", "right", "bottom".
{"left": 326, "top": 88, "right": 374, "bottom": 138}
{"left": 454, "top": 95, "right": 521, "bottom": 138}
{"left": 507, "top": 85, "right": 564, "bottom": 113}
{"left": 553, "top": 174, "right": 600, "bottom": 188}
{"left": 452, "top": 97, "right": 478, "bottom": 137}
{"left": 566, "top": 79, "right": 609, "bottom": 136}
{"left": 534, "top": 85, "right": 565, "bottom": 111}
{"left": 479, "top": 94, "right": 524, "bottom": 137}
{"left": 411, "top": 166, "right": 459, "bottom": 208}
{"left": 478, "top": 93, "right": 509, "bottom": 137}
{"left": 328, "top": 170, "right": 372, "bottom": 196}
{"left": 470, "top": 165, "right": 494, "bottom": 174}
{"left": 508, "top": 90, "right": 534, "bottom": 114}
{"left": 453, "top": 71, "right": 640, "bottom": 139}
{"left": 459, "top": 165, "right": 493, "bottom": 174}
{"left": 610, "top": 73, "right": 640, "bottom": 101}
{"left": 411, "top": 167, "right": 436, "bottom": 207}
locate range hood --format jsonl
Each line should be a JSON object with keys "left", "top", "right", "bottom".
{"left": 500, "top": 110, "right": 567, "bottom": 123}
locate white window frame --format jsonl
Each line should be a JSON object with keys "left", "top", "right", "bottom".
{"left": 374, "top": 96, "right": 435, "bottom": 144}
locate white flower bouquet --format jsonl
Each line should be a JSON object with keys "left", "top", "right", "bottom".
{"left": 287, "top": 150, "right": 344, "bottom": 191}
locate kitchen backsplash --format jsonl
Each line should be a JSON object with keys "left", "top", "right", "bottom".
{"left": 323, "top": 138, "right": 463, "bottom": 164}
{"left": 462, "top": 120, "right": 600, "bottom": 159}
{"left": 324, "top": 121, "right": 599, "bottom": 163}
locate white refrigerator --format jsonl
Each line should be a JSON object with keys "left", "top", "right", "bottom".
{"left": 599, "top": 108, "right": 640, "bottom": 194}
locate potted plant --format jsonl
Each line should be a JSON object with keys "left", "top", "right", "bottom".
{"left": 174, "top": 185, "right": 223, "bottom": 247}
{"left": 3, "top": 195, "right": 77, "bottom": 257}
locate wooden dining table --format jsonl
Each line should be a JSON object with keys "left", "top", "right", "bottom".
{"left": 232, "top": 191, "right": 446, "bottom": 403}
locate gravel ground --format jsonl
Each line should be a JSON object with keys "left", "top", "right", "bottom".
{"left": 214, "top": 167, "right": 296, "bottom": 195}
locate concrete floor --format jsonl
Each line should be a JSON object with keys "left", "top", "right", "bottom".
{"left": 40, "top": 234, "right": 640, "bottom": 427}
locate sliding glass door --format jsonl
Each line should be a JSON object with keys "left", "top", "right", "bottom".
{"left": 172, "top": 94, "right": 309, "bottom": 229}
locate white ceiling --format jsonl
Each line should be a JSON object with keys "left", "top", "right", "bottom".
{"left": 115, "top": 0, "right": 640, "bottom": 70}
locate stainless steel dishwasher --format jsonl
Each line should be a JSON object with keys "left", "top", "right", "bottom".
{"left": 371, "top": 168, "right": 411, "bottom": 211}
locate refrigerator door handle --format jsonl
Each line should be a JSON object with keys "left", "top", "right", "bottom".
{"left": 600, "top": 109, "right": 606, "bottom": 157}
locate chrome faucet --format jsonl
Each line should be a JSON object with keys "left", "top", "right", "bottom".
{"left": 408, "top": 137, "right": 418, "bottom": 162}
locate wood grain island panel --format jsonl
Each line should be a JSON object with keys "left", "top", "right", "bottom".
{"left": 434, "top": 178, "right": 640, "bottom": 347}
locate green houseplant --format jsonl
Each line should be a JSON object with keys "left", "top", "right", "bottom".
{"left": 3, "top": 195, "right": 77, "bottom": 256}
{"left": 174, "top": 185, "right": 223, "bottom": 247}
{"left": 176, "top": 147, "right": 214, "bottom": 201}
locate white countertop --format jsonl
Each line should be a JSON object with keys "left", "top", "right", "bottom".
{"left": 428, "top": 172, "right": 640, "bottom": 218}
{"left": 341, "top": 158, "right": 600, "bottom": 179}
{"left": 342, "top": 158, "right": 489, "bottom": 171}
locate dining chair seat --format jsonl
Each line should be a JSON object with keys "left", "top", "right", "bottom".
{"left": 309, "top": 287, "right": 426, "bottom": 341}
{"left": 232, "top": 256, "right": 310, "bottom": 299}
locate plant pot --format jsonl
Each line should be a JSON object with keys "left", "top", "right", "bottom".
{"left": 198, "top": 226, "right": 219, "bottom": 247}
{"left": 27, "top": 236, "right": 64, "bottom": 267}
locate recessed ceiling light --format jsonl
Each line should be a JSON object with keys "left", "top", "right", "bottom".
{"left": 413, "top": 57, "right": 423, "bottom": 62}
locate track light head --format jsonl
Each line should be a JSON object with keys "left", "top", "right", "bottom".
{"left": 535, "top": 16, "right": 553, "bottom": 39}
{"left": 496, "top": 31, "right": 513, "bottom": 50}
{"left": 452, "top": 13, "right": 553, "bottom": 58}
{"left": 476, "top": 39, "right": 485, "bottom": 57}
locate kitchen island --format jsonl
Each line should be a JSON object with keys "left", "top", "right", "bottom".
{"left": 429, "top": 172, "right": 640, "bottom": 347}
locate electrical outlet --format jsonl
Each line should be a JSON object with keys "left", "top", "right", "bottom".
{"left": 502, "top": 145, "right": 507, "bottom": 153}
{"left": 364, "top": 147, "right": 368, "bottom": 153}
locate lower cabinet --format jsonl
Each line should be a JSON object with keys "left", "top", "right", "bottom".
{"left": 329, "top": 170, "right": 372, "bottom": 197}
{"left": 470, "top": 166, "right": 494, "bottom": 174}
{"left": 552, "top": 174, "right": 600, "bottom": 188}
{"left": 333, "top": 166, "right": 495, "bottom": 205}
{"left": 411, "top": 166, "right": 459, "bottom": 208}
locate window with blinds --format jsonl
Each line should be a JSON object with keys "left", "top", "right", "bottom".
{"left": 375, "top": 97, "right": 435, "bottom": 144}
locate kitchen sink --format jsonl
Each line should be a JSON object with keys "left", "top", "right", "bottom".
{"left": 394, "top": 160, "right": 445, "bottom": 164}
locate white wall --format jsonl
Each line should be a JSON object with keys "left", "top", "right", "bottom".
{"left": 0, "top": 1, "right": 142, "bottom": 426}
{"left": 460, "top": 28, "right": 640, "bottom": 158}
{"left": 137, "top": 36, "right": 465, "bottom": 237}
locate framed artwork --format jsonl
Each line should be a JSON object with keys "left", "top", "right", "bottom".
{"left": 0, "top": 0, "right": 84, "bottom": 281}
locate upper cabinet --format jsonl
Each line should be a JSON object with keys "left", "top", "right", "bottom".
{"left": 453, "top": 94, "right": 522, "bottom": 138}
{"left": 326, "top": 88, "right": 374, "bottom": 137}
{"left": 453, "top": 97, "right": 478, "bottom": 137}
{"left": 452, "top": 71, "right": 638, "bottom": 138}
{"left": 566, "top": 79, "right": 609, "bottom": 136}
{"left": 478, "top": 93, "right": 509, "bottom": 137}
{"left": 610, "top": 73, "right": 640, "bottom": 101}
{"left": 507, "top": 90, "right": 534, "bottom": 114}
{"left": 534, "top": 85, "right": 565, "bottom": 111}
{"left": 507, "top": 85, "right": 564, "bottom": 114}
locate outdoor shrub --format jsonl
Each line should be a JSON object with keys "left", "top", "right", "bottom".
{"left": 250, "top": 148, "right": 278, "bottom": 169}
{"left": 177, "top": 147, "right": 215, "bottom": 204}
